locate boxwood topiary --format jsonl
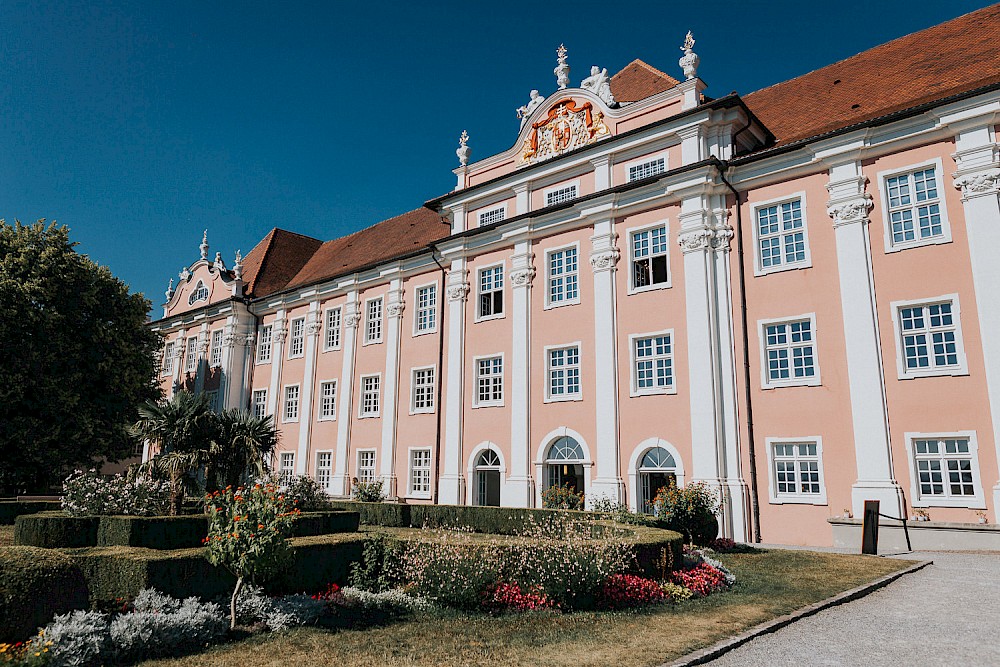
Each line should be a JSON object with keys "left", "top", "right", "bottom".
{"left": 0, "top": 546, "right": 89, "bottom": 642}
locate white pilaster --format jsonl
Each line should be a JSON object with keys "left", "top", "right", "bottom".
{"left": 295, "top": 301, "right": 321, "bottom": 475}
{"left": 826, "top": 160, "right": 903, "bottom": 517}
{"left": 952, "top": 123, "right": 1000, "bottom": 510}
{"left": 266, "top": 310, "right": 287, "bottom": 433}
{"left": 507, "top": 242, "right": 535, "bottom": 507}
{"left": 439, "top": 260, "right": 469, "bottom": 504}
{"left": 379, "top": 279, "right": 405, "bottom": 498}
{"left": 331, "top": 293, "right": 360, "bottom": 496}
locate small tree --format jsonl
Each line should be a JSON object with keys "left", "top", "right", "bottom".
{"left": 204, "top": 483, "right": 300, "bottom": 628}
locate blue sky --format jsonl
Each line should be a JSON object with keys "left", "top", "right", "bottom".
{"left": 0, "top": 0, "right": 991, "bottom": 311}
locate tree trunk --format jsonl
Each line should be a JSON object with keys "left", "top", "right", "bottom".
{"left": 230, "top": 575, "right": 244, "bottom": 630}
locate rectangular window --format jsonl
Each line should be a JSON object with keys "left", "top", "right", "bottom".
{"left": 185, "top": 337, "right": 198, "bottom": 372}
{"left": 885, "top": 167, "right": 944, "bottom": 247}
{"left": 628, "top": 156, "right": 666, "bottom": 182}
{"left": 476, "top": 356, "right": 503, "bottom": 406}
{"left": 288, "top": 317, "right": 305, "bottom": 358}
{"left": 357, "top": 450, "right": 376, "bottom": 483}
{"left": 411, "top": 368, "right": 435, "bottom": 413}
{"left": 365, "top": 298, "right": 383, "bottom": 344}
{"left": 898, "top": 301, "right": 962, "bottom": 375}
{"left": 279, "top": 452, "right": 295, "bottom": 485}
{"left": 547, "top": 345, "right": 581, "bottom": 400}
{"left": 632, "top": 333, "right": 674, "bottom": 394}
{"left": 316, "top": 452, "right": 332, "bottom": 489}
{"left": 256, "top": 325, "right": 273, "bottom": 364}
{"left": 478, "top": 265, "right": 504, "bottom": 319}
{"left": 162, "top": 342, "right": 175, "bottom": 375}
{"left": 318, "top": 381, "right": 337, "bottom": 420}
{"left": 409, "top": 449, "right": 432, "bottom": 496}
{"left": 360, "top": 375, "right": 380, "bottom": 417}
{"left": 910, "top": 435, "right": 981, "bottom": 505}
{"left": 252, "top": 389, "right": 268, "bottom": 420}
{"left": 546, "top": 184, "right": 578, "bottom": 206}
{"left": 772, "top": 442, "right": 823, "bottom": 499}
{"left": 414, "top": 285, "right": 437, "bottom": 333}
{"left": 631, "top": 225, "right": 669, "bottom": 290}
{"left": 762, "top": 318, "right": 819, "bottom": 387}
{"left": 756, "top": 198, "right": 808, "bottom": 272}
{"left": 324, "top": 307, "right": 342, "bottom": 350}
{"left": 283, "top": 385, "right": 300, "bottom": 422}
{"left": 209, "top": 330, "right": 224, "bottom": 368}
{"left": 478, "top": 206, "right": 506, "bottom": 227}
{"left": 547, "top": 246, "right": 579, "bottom": 305}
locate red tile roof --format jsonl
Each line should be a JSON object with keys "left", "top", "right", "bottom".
{"left": 240, "top": 228, "right": 323, "bottom": 298}
{"left": 610, "top": 59, "right": 680, "bottom": 103}
{"left": 743, "top": 4, "right": 1000, "bottom": 147}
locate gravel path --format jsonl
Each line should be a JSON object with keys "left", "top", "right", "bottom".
{"left": 704, "top": 551, "right": 1000, "bottom": 666}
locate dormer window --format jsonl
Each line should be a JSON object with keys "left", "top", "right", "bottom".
{"left": 188, "top": 280, "right": 209, "bottom": 305}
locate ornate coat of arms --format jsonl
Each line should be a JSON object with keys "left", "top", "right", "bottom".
{"left": 518, "top": 99, "right": 611, "bottom": 166}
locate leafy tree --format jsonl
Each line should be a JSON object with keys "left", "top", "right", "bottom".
{"left": 209, "top": 410, "right": 278, "bottom": 491}
{"left": 0, "top": 220, "right": 162, "bottom": 494}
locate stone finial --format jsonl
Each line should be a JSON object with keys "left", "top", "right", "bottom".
{"left": 679, "top": 31, "right": 699, "bottom": 80}
{"left": 456, "top": 130, "right": 471, "bottom": 167}
{"left": 165, "top": 278, "right": 175, "bottom": 300}
{"left": 199, "top": 230, "right": 209, "bottom": 260}
{"left": 233, "top": 250, "right": 243, "bottom": 281}
{"left": 554, "top": 44, "right": 570, "bottom": 90}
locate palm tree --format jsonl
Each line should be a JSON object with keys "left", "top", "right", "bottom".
{"left": 209, "top": 410, "right": 279, "bottom": 491}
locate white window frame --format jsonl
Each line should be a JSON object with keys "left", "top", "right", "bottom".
{"left": 315, "top": 450, "right": 333, "bottom": 490}
{"left": 544, "top": 242, "right": 582, "bottom": 309}
{"left": 359, "top": 373, "right": 381, "bottom": 418}
{"left": 628, "top": 329, "right": 677, "bottom": 397}
{"left": 162, "top": 342, "right": 175, "bottom": 376}
{"left": 364, "top": 296, "right": 383, "bottom": 345}
{"left": 356, "top": 449, "right": 377, "bottom": 483}
{"left": 317, "top": 379, "right": 337, "bottom": 421}
{"left": 877, "top": 157, "right": 952, "bottom": 253}
{"left": 751, "top": 191, "right": 813, "bottom": 276}
{"left": 623, "top": 151, "right": 668, "bottom": 183}
{"left": 323, "top": 306, "right": 342, "bottom": 351}
{"left": 758, "top": 313, "right": 822, "bottom": 389}
{"left": 407, "top": 447, "right": 433, "bottom": 499}
{"left": 278, "top": 452, "right": 296, "bottom": 485}
{"left": 412, "top": 281, "right": 439, "bottom": 336}
{"left": 890, "top": 294, "right": 969, "bottom": 380}
{"left": 251, "top": 388, "right": 268, "bottom": 420}
{"left": 409, "top": 365, "right": 436, "bottom": 415}
{"left": 544, "top": 342, "right": 583, "bottom": 403}
{"left": 543, "top": 180, "right": 580, "bottom": 207}
{"left": 287, "top": 317, "right": 305, "bottom": 359}
{"left": 765, "top": 437, "right": 828, "bottom": 505}
{"left": 627, "top": 220, "right": 672, "bottom": 294}
{"left": 472, "top": 353, "right": 505, "bottom": 408}
{"left": 184, "top": 336, "right": 198, "bottom": 373}
{"left": 904, "top": 431, "right": 984, "bottom": 509}
{"left": 476, "top": 203, "right": 507, "bottom": 227}
{"left": 282, "top": 384, "right": 300, "bottom": 423}
{"left": 475, "top": 261, "right": 506, "bottom": 323}
{"left": 209, "top": 329, "right": 224, "bottom": 368}
{"left": 256, "top": 324, "right": 273, "bottom": 364}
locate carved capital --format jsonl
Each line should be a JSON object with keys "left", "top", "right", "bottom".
{"left": 827, "top": 195, "right": 873, "bottom": 227}
{"left": 954, "top": 169, "right": 1000, "bottom": 201}
{"left": 447, "top": 283, "right": 471, "bottom": 302}
{"left": 510, "top": 267, "right": 536, "bottom": 287}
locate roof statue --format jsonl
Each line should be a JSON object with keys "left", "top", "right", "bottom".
{"left": 516, "top": 90, "right": 546, "bottom": 127}
{"left": 456, "top": 130, "right": 471, "bottom": 167}
{"left": 554, "top": 44, "right": 570, "bottom": 90}
{"left": 679, "top": 31, "right": 699, "bottom": 80}
{"left": 581, "top": 65, "right": 617, "bottom": 107}
{"left": 199, "top": 230, "right": 209, "bottom": 260}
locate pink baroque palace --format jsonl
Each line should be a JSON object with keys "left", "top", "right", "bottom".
{"left": 151, "top": 6, "right": 1000, "bottom": 547}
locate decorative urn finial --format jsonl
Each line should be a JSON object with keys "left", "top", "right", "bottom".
{"left": 679, "top": 31, "right": 699, "bottom": 80}
{"left": 233, "top": 250, "right": 243, "bottom": 281}
{"left": 199, "top": 230, "right": 209, "bottom": 260}
{"left": 165, "top": 277, "right": 175, "bottom": 300}
{"left": 456, "top": 130, "right": 471, "bottom": 167}
{"left": 554, "top": 44, "right": 570, "bottom": 89}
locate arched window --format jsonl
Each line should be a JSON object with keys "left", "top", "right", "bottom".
{"left": 638, "top": 446, "right": 678, "bottom": 514}
{"left": 545, "top": 436, "right": 585, "bottom": 493}
{"left": 188, "top": 280, "right": 209, "bottom": 305}
{"left": 474, "top": 449, "right": 501, "bottom": 507}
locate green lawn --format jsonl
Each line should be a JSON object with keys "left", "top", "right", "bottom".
{"left": 138, "top": 549, "right": 913, "bottom": 667}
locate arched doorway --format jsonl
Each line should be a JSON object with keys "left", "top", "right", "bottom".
{"left": 474, "top": 449, "right": 502, "bottom": 507}
{"left": 638, "top": 446, "right": 678, "bottom": 513}
{"left": 544, "top": 436, "right": 586, "bottom": 494}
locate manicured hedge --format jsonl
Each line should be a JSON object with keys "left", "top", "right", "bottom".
{"left": 0, "top": 501, "right": 62, "bottom": 525}
{"left": 98, "top": 515, "right": 210, "bottom": 549}
{"left": 327, "top": 500, "right": 411, "bottom": 527}
{"left": 0, "top": 546, "right": 89, "bottom": 642}
{"left": 15, "top": 513, "right": 99, "bottom": 548}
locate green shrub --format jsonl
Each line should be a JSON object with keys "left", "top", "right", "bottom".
{"left": 97, "top": 515, "right": 211, "bottom": 549}
{"left": 0, "top": 546, "right": 89, "bottom": 642}
{"left": 15, "top": 513, "right": 99, "bottom": 548}
{"left": 328, "top": 500, "right": 411, "bottom": 527}
{"left": 0, "top": 501, "right": 62, "bottom": 525}
{"left": 541, "top": 483, "right": 585, "bottom": 510}
{"left": 651, "top": 482, "right": 720, "bottom": 545}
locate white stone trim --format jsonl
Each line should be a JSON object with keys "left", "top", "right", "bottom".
{"left": 750, "top": 190, "right": 813, "bottom": 276}
{"left": 876, "top": 157, "right": 953, "bottom": 254}
{"left": 904, "top": 430, "right": 985, "bottom": 509}
{"left": 889, "top": 293, "right": 969, "bottom": 380}
{"left": 542, "top": 341, "right": 584, "bottom": 403}
{"left": 471, "top": 353, "right": 505, "bottom": 408}
{"left": 543, "top": 241, "right": 583, "bottom": 309}
{"left": 764, "top": 436, "right": 828, "bottom": 505}
{"left": 473, "top": 260, "right": 506, "bottom": 323}
{"left": 625, "top": 219, "right": 672, "bottom": 294}
{"left": 411, "top": 279, "right": 440, "bottom": 337}
{"left": 408, "top": 364, "right": 437, "bottom": 415}
{"left": 626, "top": 438, "right": 686, "bottom": 512}
{"left": 757, "top": 312, "right": 823, "bottom": 389}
